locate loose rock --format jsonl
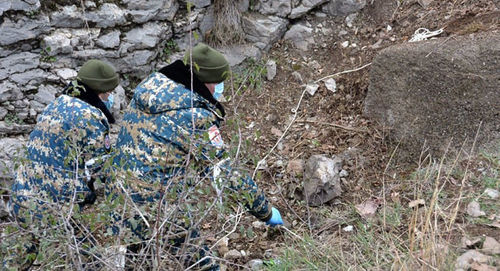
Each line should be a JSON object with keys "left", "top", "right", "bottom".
{"left": 287, "top": 159, "right": 304, "bottom": 176}
{"left": 482, "top": 236, "right": 500, "bottom": 255}
{"left": 284, "top": 24, "right": 315, "bottom": 51}
{"left": 455, "top": 250, "right": 491, "bottom": 270}
{"left": 242, "top": 14, "right": 288, "bottom": 51}
{"left": 303, "top": 155, "right": 343, "bottom": 206}
{"left": 304, "top": 83, "right": 319, "bottom": 96}
{"left": 224, "top": 249, "right": 242, "bottom": 260}
{"left": 247, "top": 259, "right": 264, "bottom": 270}
{"left": 266, "top": 60, "right": 277, "bottom": 80}
{"left": 467, "top": 201, "right": 486, "bottom": 217}
{"left": 484, "top": 188, "right": 499, "bottom": 199}
{"left": 324, "top": 78, "right": 337, "bottom": 92}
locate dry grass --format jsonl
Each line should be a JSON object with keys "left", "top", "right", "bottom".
{"left": 267, "top": 140, "right": 500, "bottom": 270}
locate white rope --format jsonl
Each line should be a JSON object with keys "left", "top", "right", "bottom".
{"left": 409, "top": 28, "right": 443, "bottom": 42}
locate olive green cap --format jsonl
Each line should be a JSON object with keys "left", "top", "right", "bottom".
{"left": 184, "top": 43, "right": 230, "bottom": 83}
{"left": 77, "top": 59, "right": 119, "bottom": 93}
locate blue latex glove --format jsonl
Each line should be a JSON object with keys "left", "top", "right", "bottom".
{"left": 266, "top": 207, "right": 283, "bottom": 226}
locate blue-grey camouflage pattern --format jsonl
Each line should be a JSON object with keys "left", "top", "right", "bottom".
{"left": 111, "top": 72, "right": 272, "bottom": 221}
{"left": 11, "top": 94, "right": 111, "bottom": 217}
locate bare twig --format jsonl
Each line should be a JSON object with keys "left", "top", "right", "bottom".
{"left": 296, "top": 120, "right": 369, "bottom": 133}
{"left": 314, "top": 63, "right": 372, "bottom": 84}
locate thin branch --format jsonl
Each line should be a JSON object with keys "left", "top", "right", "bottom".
{"left": 314, "top": 63, "right": 372, "bottom": 83}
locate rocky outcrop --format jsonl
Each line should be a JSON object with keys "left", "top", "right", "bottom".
{"left": 364, "top": 31, "right": 500, "bottom": 158}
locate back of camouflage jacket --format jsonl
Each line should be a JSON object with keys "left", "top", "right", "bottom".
{"left": 112, "top": 72, "right": 272, "bottom": 221}
{"left": 11, "top": 95, "right": 111, "bottom": 217}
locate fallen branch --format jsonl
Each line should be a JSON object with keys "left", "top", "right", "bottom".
{"left": 314, "top": 63, "right": 372, "bottom": 84}
{"left": 296, "top": 120, "right": 369, "bottom": 133}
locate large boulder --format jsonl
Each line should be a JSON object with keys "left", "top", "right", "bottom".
{"left": 364, "top": 31, "right": 500, "bottom": 158}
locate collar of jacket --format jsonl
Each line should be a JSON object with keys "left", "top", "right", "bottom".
{"left": 159, "top": 60, "right": 226, "bottom": 120}
{"left": 63, "top": 80, "right": 115, "bottom": 124}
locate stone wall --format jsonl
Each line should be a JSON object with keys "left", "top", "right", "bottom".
{"left": 0, "top": 0, "right": 366, "bottom": 183}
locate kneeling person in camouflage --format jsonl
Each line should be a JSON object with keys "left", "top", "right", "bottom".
{"left": 109, "top": 43, "right": 283, "bottom": 270}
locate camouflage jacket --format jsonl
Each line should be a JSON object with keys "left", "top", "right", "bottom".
{"left": 112, "top": 70, "right": 272, "bottom": 221}
{"left": 11, "top": 93, "right": 111, "bottom": 217}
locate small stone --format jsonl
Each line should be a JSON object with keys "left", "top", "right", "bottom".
{"left": 343, "top": 225, "right": 353, "bottom": 232}
{"left": 217, "top": 236, "right": 229, "bottom": 256}
{"left": 309, "top": 60, "right": 321, "bottom": 70}
{"left": 287, "top": 159, "right": 304, "bottom": 175}
{"left": 305, "top": 83, "right": 319, "bottom": 96}
{"left": 266, "top": 60, "right": 277, "bottom": 81}
{"left": 85, "top": 1, "right": 96, "bottom": 8}
{"left": 345, "top": 13, "right": 357, "bottom": 28}
{"left": 291, "top": 71, "right": 303, "bottom": 83}
{"left": 248, "top": 259, "right": 264, "bottom": 270}
{"left": 467, "top": 201, "right": 485, "bottom": 217}
{"left": 418, "top": 0, "right": 433, "bottom": 8}
{"left": 339, "top": 169, "right": 349, "bottom": 178}
{"left": 461, "top": 236, "right": 482, "bottom": 249}
{"left": 484, "top": 188, "right": 499, "bottom": 199}
{"left": 324, "top": 78, "right": 337, "bottom": 92}
{"left": 224, "top": 249, "right": 242, "bottom": 260}
{"left": 338, "top": 30, "right": 348, "bottom": 36}
{"left": 387, "top": 25, "right": 392, "bottom": 31}
{"left": 341, "top": 41, "right": 349, "bottom": 48}
{"left": 252, "top": 221, "right": 266, "bottom": 229}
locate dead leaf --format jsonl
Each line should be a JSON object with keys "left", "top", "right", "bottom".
{"left": 271, "top": 126, "right": 283, "bottom": 137}
{"left": 356, "top": 200, "right": 379, "bottom": 218}
{"left": 390, "top": 192, "right": 400, "bottom": 204}
{"left": 409, "top": 199, "right": 425, "bottom": 208}
{"left": 467, "top": 201, "right": 486, "bottom": 217}
{"left": 470, "top": 262, "right": 497, "bottom": 271}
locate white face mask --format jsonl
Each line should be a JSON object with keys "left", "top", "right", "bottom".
{"left": 213, "top": 82, "right": 224, "bottom": 100}
{"left": 103, "top": 94, "right": 114, "bottom": 110}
